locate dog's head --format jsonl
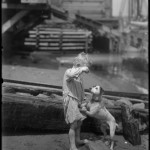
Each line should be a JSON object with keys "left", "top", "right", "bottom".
{"left": 90, "top": 85, "right": 104, "bottom": 96}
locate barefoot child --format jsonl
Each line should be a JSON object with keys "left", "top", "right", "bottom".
{"left": 63, "top": 52, "right": 90, "bottom": 150}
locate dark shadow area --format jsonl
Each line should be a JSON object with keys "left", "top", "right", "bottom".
{"left": 2, "top": 128, "right": 68, "bottom": 136}
{"left": 92, "top": 36, "right": 110, "bottom": 53}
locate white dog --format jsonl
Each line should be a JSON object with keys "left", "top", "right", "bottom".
{"left": 80, "top": 85, "right": 118, "bottom": 150}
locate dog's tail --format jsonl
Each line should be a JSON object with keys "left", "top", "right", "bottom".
{"left": 115, "top": 123, "right": 122, "bottom": 132}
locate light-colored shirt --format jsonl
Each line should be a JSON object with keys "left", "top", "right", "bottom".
{"left": 63, "top": 67, "right": 85, "bottom": 103}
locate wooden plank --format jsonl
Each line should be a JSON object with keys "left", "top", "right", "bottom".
{"left": 25, "top": 38, "right": 88, "bottom": 42}
{"left": 78, "top": 14, "right": 106, "bottom": 20}
{"left": 24, "top": 42, "right": 87, "bottom": 47}
{"left": 62, "top": 6, "right": 104, "bottom": 12}
{"left": 21, "top": 0, "right": 47, "bottom": 3}
{"left": 29, "top": 30, "right": 91, "bottom": 35}
{"left": 39, "top": 46, "right": 86, "bottom": 50}
{"left": 29, "top": 34, "right": 60, "bottom": 38}
{"left": 63, "top": 0, "right": 104, "bottom": 2}
{"left": 25, "top": 38, "right": 59, "bottom": 42}
{"left": 33, "top": 27, "right": 86, "bottom": 32}
{"left": 39, "top": 47, "right": 60, "bottom": 50}
{"left": 2, "top": 3, "right": 49, "bottom": 10}
{"left": 62, "top": 43, "right": 85, "bottom": 46}
{"left": 29, "top": 34, "right": 90, "bottom": 38}
{"left": 63, "top": 2, "right": 104, "bottom": 7}
{"left": 33, "top": 28, "right": 90, "bottom": 33}
{"left": 38, "top": 43, "right": 87, "bottom": 47}
{"left": 67, "top": 10, "right": 107, "bottom": 14}
{"left": 2, "top": 10, "right": 30, "bottom": 34}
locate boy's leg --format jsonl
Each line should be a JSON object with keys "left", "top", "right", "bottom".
{"left": 69, "top": 121, "right": 78, "bottom": 150}
{"left": 75, "top": 120, "right": 88, "bottom": 145}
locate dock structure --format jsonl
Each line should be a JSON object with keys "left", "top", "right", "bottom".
{"left": 2, "top": 0, "right": 123, "bottom": 56}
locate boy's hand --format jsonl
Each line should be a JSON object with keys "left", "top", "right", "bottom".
{"left": 81, "top": 66, "right": 89, "bottom": 73}
{"left": 80, "top": 107, "right": 87, "bottom": 114}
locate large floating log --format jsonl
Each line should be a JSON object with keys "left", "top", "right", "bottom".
{"left": 2, "top": 81, "right": 149, "bottom": 134}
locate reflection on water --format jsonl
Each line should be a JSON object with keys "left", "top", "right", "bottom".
{"left": 90, "top": 52, "right": 148, "bottom": 94}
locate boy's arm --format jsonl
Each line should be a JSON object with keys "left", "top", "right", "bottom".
{"left": 66, "top": 67, "right": 89, "bottom": 81}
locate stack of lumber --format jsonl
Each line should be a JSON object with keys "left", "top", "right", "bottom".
{"left": 24, "top": 23, "right": 92, "bottom": 52}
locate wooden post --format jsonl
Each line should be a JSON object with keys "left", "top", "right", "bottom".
{"left": 59, "top": 29, "right": 63, "bottom": 53}
{"left": 121, "top": 104, "right": 141, "bottom": 146}
{"left": 2, "top": 10, "right": 29, "bottom": 34}
{"left": 36, "top": 27, "right": 39, "bottom": 50}
{"left": 85, "top": 35, "right": 88, "bottom": 53}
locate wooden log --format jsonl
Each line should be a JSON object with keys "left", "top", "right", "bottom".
{"left": 63, "top": 0, "right": 105, "bottom": 2}
{"left": 2, "top": 81, "right": 149, "bottom": 133}
{"left": 25, "top": 38, "right": 88, "bottom": 42}
{"left": 29, "top": 30, "right": 91, "bottom": 35}
{"left": 2, "top": 3, "right": 49, "bottom": 10}
{"left": 21, "top": 0, "right": 47, "bottom": 3}
{"left": 39, "top": 46, "right": 87, "bottom": 50}
{"left": 29, "top": 34, "right": 90, "bottom": 38}
{"left": 32, "top": 27, "right": 88, "bottom": 32}
{"left": 38, "top": 47, "right": 60, "bottom": 50}
{"left": 2, "top": 10, "right": 30, "bottom": 34}
{"left": 3, "top": 85, "right": 148, "bottom": 114}
{"left": 103, "top": 95, "right": 148, "bottom": 104}
{"left": 24, "top": 42, "right": 86, "bottom": 47}
{"left": 121, "top": 104, "right": 141, "bottom": 145}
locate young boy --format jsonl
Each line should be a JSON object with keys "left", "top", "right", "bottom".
{"left": 62, "top": 52, "right": 90, "bottom": 150}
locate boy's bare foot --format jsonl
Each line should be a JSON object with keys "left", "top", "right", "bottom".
{"left": 76, "top": 139, "right": 89, "bottom": 146}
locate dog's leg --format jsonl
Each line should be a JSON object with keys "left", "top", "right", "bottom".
{"left": 109, "top": 121, "right": 117, "bottom": 150}
{"left": 100, "top": 124, "right": 107, "bottom": 141}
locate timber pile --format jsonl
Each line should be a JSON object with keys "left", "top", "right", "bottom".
{"left": 24, "top": 23, "right": 92, "bottom": 52}
{"left": 2, "top": 80, "right": 149, "bottom": 134}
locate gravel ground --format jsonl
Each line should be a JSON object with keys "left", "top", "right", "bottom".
{"left": 2, "top": 132, "right": 148, "bottom": 150}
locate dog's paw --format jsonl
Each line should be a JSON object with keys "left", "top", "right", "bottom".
{"left": 104, "top": 140, "right": 110, "bottom": 146}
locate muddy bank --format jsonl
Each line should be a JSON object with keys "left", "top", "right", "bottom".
{"left": 2, "top": 132, "right": 149, "bottom": 150}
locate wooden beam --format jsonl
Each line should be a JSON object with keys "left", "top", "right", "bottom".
{"left": 2, "top": 3, "right": 49, "bottom": 10}
{"left": 21, "top": 0, "right": 47, "bottom": 3}
{"left": 2, "top": 10, "right": 30, "bottom": 34}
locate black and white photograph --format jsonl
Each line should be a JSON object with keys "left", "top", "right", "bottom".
{"left": 2, "top": 0, "right": 148, "bottom": 150}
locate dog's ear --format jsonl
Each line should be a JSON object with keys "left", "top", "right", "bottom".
{"left": 100, "top": 87, "right": 105, "bottom": 95}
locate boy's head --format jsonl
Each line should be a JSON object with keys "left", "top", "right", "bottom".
{"left": 73, "top": 52, "right": 91, "bottom": 67}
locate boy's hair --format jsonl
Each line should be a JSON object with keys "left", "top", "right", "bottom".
{"left": 73, "top": 52, "right": 90, "bottom": 67}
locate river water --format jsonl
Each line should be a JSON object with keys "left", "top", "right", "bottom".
{"left": 2, "top": 51, "right": 148, "bottom": 94}
{"left": 89, "top": 52, "right": 148, "bottom": 94}
{"left": 57, "top": 51, "right": 148, "bottom": 94}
